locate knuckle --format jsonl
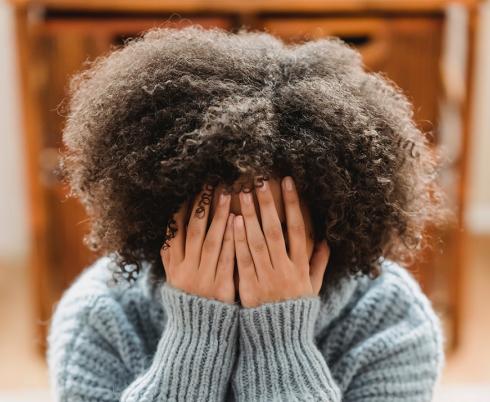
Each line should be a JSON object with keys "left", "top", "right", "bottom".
{"left": 213, "top": 207, "right": 228, "bottom": 221}
{"left": 202, "top": 237, "right": 218, "bottom": 254}
{"left": 299, "top": 265, "right": 310, "bottom": 280}
{"left": 274, "top": 266, "right": 287, "bottom": 280}
{"left": 260, "top": 194, "right": 273, "bottom": 205}
{"left": 287, "top": 283, "right": 303, "bottom": 297}
{"left": 259, "top": 282, "right": 274, "bottom": 300}
{"left": 186, "top": 225, "right": 203, "bottom": 240}
{"left": 241, "top": 207, "right": 256, "bottom": 218}
{"left": 195, "top": 279, "right": 212, "bottom": 294}
{"left": 239, "top": 253, "right": 254, "bottom": 268}
{"left": 250, "top": 240, "right": 267, "bottom": 254}
{"left": 288, "top": 222, "right": 305, "bottom": 234}
{"left": 223, "top": 230, "right": 233, "bottom": 242}
{"left": 219, "top": 197, "right": 231, "bottom": 212}
{"left": 218, "top": 253, "right": 233, "bottom": 267}
{"left": 162, "top": 261, "right": 172, "bottom": 278}
{"left": 159, "top": 246, "right": 168, "bottom": 260}
{"left": 214, "top": 286, "right": 231, "bottom": 302}
{"left": 160, "top": 248, "right": 171, "bottom": 265}
{"left": 285, "top": 193, "right": 299, "bottom": 205}
{"left": 236, "top": 228, "right": 248, "bottom": 242}
{"left": 172, "top": 272, "right": 189, "bottom": 290}
{"left": 264, "top": 225, "right": 283, "bottom": 241}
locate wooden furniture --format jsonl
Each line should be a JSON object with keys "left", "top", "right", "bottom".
{"left": 9, "top": 0, "right": 479, "bottom": 354}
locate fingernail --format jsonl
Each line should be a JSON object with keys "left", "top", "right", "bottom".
{"left": 220, "top": 192, "right": 229, "bottom": 205}
{"left": 235, "top": 215, "right": 244, "bottom": 229}
{"left": 283, "top": 176, "right": 294, "bottom": 191}
{"left": 242, "top": 191, "right": 252, "bottom": 205}
{"left": 258, "top": 180, "right": 268, "bottom": 192}
{"left": 228, "top": 213, "right": 235, "bottom": 225}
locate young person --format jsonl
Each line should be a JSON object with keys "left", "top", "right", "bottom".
{"left": 47, "top": 25, "right": 445, "bottom": 401}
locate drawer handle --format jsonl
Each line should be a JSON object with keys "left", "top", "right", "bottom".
{"left": 338, "top": 34, "right": 372, "bottom": 47}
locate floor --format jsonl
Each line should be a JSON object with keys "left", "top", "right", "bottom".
{"left": 0, "top": 234, "right": 489, "bottom": 401}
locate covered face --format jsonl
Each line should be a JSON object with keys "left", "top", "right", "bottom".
{"left": 204, "top": 176, "right": 315, "bottom": 297}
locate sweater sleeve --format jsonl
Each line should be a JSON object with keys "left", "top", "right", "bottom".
{"left": 233, "top": 296, "right": 342, "bottom": 402}
{"left": 47, "top": 281, "right": 239, "bottom": 402}
{"left": 232, "top": 266, "right": 445, "bottom": 402}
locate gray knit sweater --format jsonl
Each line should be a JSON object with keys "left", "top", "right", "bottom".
{"left": 46, "top": 256, "right": 444, "bottom": 401}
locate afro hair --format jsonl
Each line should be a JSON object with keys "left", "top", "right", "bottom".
{"left": 59, "top": 25, "right": 445, "bottom": 296}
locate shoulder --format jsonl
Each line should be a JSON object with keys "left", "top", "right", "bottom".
{"left": 46, "top": 257, "right": 161, "bottom": 395}
{"left": 323, "top": 259, "right": 444, "bottom": 334}
{"left": 46, "top": 257, "right": 162, "bottom": 399}
{"left": 46, "top": 256, "right": 129, "bottom": 347}
{"left": 48, "top": 255, "right": 157, "bottom": 318}
{"left": 337, "top": 259, "right": 446, "bottom": 365}
{"left": 47, "top": 255, "right": 164, "bottom": 339}
{"left": 320, "top": 260, "right": 446, "bottom": 399}
{"left": 359, "top": 259, "right": 443, "bottom": 330}
{"left": 47, "top": 256, "right": 118, "bottom": 343}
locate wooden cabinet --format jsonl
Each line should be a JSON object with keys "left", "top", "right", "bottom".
{"left": 10, "top": 0, "right": 478, "bottom": 353}
{"left": 260, "top": 17, "right": 443, "bottom": 137}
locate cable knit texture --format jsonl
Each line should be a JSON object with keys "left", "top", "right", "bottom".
{"left": 47, "top": 257, "right": 445, "bottom": 401}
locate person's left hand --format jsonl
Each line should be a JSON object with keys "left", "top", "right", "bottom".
{"left": 233, "top": 176, "right": 330, "bottom": 308}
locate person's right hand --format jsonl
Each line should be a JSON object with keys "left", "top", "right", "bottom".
{"left": 160, "top": 184, "right": 236, "bottom": 304}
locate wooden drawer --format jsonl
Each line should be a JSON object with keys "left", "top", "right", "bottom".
{"left": 259, "top": 16, "right": 443, "bottom": 136}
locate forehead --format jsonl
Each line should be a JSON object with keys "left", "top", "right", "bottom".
{"left": 209, "top": 177, "right": 286, "bottom": 223}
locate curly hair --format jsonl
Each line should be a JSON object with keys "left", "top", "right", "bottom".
{"left": 59, "top": 25, "right": 445, "bottom": 295}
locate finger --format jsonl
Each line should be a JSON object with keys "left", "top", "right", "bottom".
{"left": 163, "top": 199, "right": 189, "bottom": 264}
{"left": 234, "top": 214, "right": 258, "bottom": 285}
{"left": 254, "top": 178, "right": 288, "bottom": 268}
{"left": 161, "top": 242, "right": 171, "bottom": 279}
{"left": 309, "top": 239, "right": 330, "bottom": 295}
{"left": 185, "top": 183, "right": 214, "bottom": 265}
{"left": 160, "top": 200, "right": 189, "bottom": 278}
{"left": 215, "top": 213, "right": 235, "bottom": 285}
{"left": 199, "top": 190, "right": 231, "bottom": 280}
{"left": 282, "top": 176, "right": 309, "bottom": 267}
{"left": 239, "top": 189, "right": 273, "bottom": 277}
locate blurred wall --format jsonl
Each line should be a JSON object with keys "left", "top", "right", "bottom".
{"left": 0, "top": 2, "right": 29, "bottom": 263}
{"left": 468, "top": 1, "right": 490, "bottom": 234}
{"left": 0, "top": 2, "right": 489, "bottom": 264}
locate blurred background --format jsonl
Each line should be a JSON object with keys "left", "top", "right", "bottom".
{"left": 0, "top": 0, "right": 489, "bottom": 401}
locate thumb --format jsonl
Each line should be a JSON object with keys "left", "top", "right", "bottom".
{"left": 309, "top": 239, "right": 330, "bottom": 295}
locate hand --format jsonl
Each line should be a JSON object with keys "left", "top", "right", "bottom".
{"left": 160, "top": 184, "right": 236, "bottom": 304}
{"left": 234, "top": 176, "right": 330, "bottom": 308}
